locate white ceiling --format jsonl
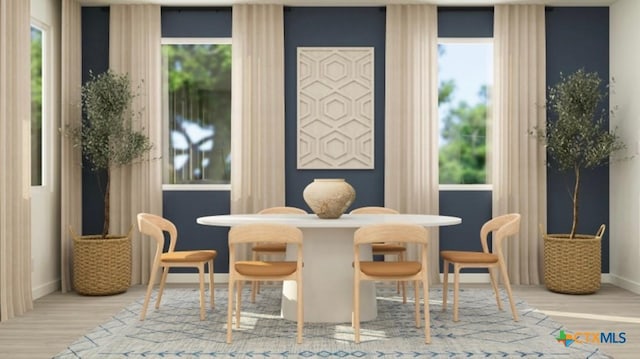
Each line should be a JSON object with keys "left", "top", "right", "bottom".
{"left": 80, "top": 0, "right": 616, "bottom": 7}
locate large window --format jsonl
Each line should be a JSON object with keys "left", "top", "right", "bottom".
{"left": 438, "top": 39, "right": 492, "bottom": 186}
{"left": 31, "top": 25, "right": 44, "bottom": 186}
{"left": 162, "top": 38, "right": 232, "bottom": 187}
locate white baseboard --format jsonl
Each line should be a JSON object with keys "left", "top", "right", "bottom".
{"left": 606, "top": 273, "right": 640, "bottom": 294}
{"left": 32, "top": 279, "right": 60, "bottom": 300}
{"left": 439, "top": 273, "right": 491, "bottom": 283}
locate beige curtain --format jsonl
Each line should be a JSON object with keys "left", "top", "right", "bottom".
{"left": 385, "top": 5, "right": 440, "bottom": 283}
{"left": 230, "top": 4, "right": 285, "bottom": 259}
{"left": 109, "top": 5, "right": 163, "bottom": 285}
{"left": 60, "top": 0, "right": 82, "bottom": 293}
{"left": 0, "top": 0, "right": 33, "bottom": 320}
{"left": 492, "top": 5, "right": 546, "bottom": 285}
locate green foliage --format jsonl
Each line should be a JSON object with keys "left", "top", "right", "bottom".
{"left": 66, "top": 70, "right": 152, "bottom": 237}
{"left": 439, "top": 86, "right": 488, "bottom": 184}
{"left": 534, "top": 69, "right": 625, "bottom": 238}
{"left": 31, "top": 27, "right": 43, "bottom": 186}
{"left": 539, "top": 69, "right": 624, "bottom": 172}
{"left": 71, "top": 70, "right": 152, "bottom": 172}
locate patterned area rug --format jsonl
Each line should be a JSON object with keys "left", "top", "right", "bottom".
{"left": 55, "top": 285, "right": 610, "bottom": 358}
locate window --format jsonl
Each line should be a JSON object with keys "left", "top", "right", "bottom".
{"left": 161, "top": 38, "right": 232, "bottom": 188}
{"left": 438, "top": 39, "right": 492, "bottom": 187}
{"left": 31, "top": 25, "right": 44, "bottom": 186}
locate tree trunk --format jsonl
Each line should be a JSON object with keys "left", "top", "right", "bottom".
{"left": 102, "top": 170, "right": 110, "bottom": 238}
{"left": 570, "top": 165, "right": 580, "bottom": 239}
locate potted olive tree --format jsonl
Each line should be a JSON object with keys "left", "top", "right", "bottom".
{"left": 67, "top": 70, "right": 152, "bottom": 295}
{"left": 534, "top": 69, "right": 625, "bottom": 294}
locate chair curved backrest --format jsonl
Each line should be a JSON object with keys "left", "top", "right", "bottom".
{"left": 354, "top": 222, "right": 427, "bottom": 246}
{"left": 137, "top": 213, "right": 178, "bottom": 258}
{"left": 350, "top": 206, "right": 399, "bottom": 214}
{"left": 258, "top": 206, "right": 307, "bottom": 214}
{"left": 479, "top": 213, "right": 521, "bottom": 259}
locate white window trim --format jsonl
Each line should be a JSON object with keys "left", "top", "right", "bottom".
{"left": 439, "top": 184, "right": 492, "bottom": 191}
{"left": 437, "top": 37, "right": 493, "bottom": 191}
{"left": 161, "top": 37, "right": 232, "bottom": 191}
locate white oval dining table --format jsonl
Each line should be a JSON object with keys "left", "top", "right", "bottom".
{"left": 197, "top": 213, "right": 461, "bottom": 323}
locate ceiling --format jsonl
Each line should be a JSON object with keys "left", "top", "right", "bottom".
{"left": 80, "top": 0, "right": 616, "bottom": 7}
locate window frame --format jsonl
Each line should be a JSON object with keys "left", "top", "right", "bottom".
{"left": 161, "top": 37, "right": 232, "bottom": 192}
{"left": 437, "top": 37, "right": 493, "bottom": 192}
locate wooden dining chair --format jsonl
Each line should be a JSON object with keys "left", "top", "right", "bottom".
{"left": 227, "top": 223, "right": 304, "bottom": 344}
{"left": 250, "top": 206, "right": 307, "bottom": 302}
{"left": 353, "top": 223, "right": 430, "bottom": 344}
{"left": 440, "top": 213, "right": 521, "bottom": 322}
{"left": 136, "top": 213, "right": 217, "bottom": 321}
{"left": 350, "top": 206, "right": 407, "bottom": 303}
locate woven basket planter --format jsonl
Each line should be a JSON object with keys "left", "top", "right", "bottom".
{"left": 72, "top": 232, "right": 132, "bottom": 296}
{"left": 543, "top": 227, "right": 603, "bottom": 294}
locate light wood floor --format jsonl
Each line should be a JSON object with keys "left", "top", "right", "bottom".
{"left": 0, "top": 283, "right": 637, "bottom": 358}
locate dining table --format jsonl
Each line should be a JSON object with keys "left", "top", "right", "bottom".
{"left": 197, "top": 213, "right": 461, "bottom": 323}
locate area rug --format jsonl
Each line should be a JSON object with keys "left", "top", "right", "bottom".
{"left": 55, "top": 285, "right": 610, "bottom": 358}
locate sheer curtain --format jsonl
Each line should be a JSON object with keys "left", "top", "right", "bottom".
{"left": 109, "top": 5, "right": 163, "bottom": 285}
{"left": 60, "top": 0, "right": 82, "bottom": 293}
{"left": 492, "top": 5, "right": 546, "bottom": 285}
{"left": 0, "top": 0, "right": 33, "bottom": 320}
{"left": 230, "top": 5, "right": 285, "bottom": 259}
{"left": 385, "top": 5, "right": 440, "bottom": 283}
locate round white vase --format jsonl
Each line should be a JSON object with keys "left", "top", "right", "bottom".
{"left": 303, "top": 178, "right": 356, "bottom": 219}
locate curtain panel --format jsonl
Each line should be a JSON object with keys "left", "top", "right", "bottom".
{"left": 492, "top": 5, "right": 547, "bottom": 285}
{"left": 109, "top": 5, "right": 163, "bottom": 285}
{"left": 0, "top": 0, "right": 33, "bottom": 320}
{"left": 60, "top": 0, "right": 82, "bottom": 293}
{"left": 230, "top": 4, "right": 286, "bottom": 260}
{"left": 384, "top": 5, "right": 440, "bottom": 283}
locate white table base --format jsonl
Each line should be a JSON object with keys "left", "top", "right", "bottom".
{"left": 281, "top": 227, "right": 377, "bottom": 323}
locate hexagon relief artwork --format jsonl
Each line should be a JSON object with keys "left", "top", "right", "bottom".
{"left": 297, "top": 47, "right": 374, "bottom": 169}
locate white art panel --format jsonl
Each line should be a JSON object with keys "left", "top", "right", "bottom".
{"left": 297, "top": 47, "right": 374, "bottom": 169}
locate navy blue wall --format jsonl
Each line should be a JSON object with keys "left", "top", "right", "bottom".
{"left": 545, "top": 7, "right": 610, "bottom": 272}
{"left": 81, "top": 7, "right": 109, "bottom": 235}
{"left": 283, "top": 7, "right": 386, "bottom": 211}
{"left": 80, "top": 6, "right": 610, "bottom": 274}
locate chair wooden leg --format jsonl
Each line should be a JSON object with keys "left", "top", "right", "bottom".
{"left": 236, "top": 280, "right": 243, "bottom": 328}
{"left": 442, "top": 260, "right": 449, "bottom": 312}
{"left": 413, "top": 280, "right": 420, "bottom": 327}
{"left": 208, "top": 260, "right": 215, "bottom": 309}
{"left": 297, "top": 276, "right": 303, "bottom": 344}
{"left": 354, "top": 276, "right": 361, "bottom": 343}
{"left": 156, "top": 266, "right": 170, "bottom": 309}
{"left": 488, "top": 266, "right": 503, "bottom": 311}
{"left": 400, "top": 253, "right": 407, "bottom": 304}
{"left": 140, "top": 263, "right": 159, "bottom": 321}
{"left": 251, "top": 252, "right": 258, "bottom": 303}
{"left": 226, "top": 280, "right": 234, "bottom": 343}
{"left": 499, "top": 260, "right": 519, "bottom": 321}
{"left": 453, "top": 264, "right": 460, "bottom": 322}
{"left": 422, "top": 277, "right": 431, "bottom": 344}
{"left": 198, "top": 264, "right": 205, "bottom": 320}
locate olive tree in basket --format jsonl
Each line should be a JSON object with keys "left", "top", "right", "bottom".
{"left": 66, "top": 70, "right": 152, "bottom": 295}
{"left": 533, "top": 68, "right": 625, "bottom": 294}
